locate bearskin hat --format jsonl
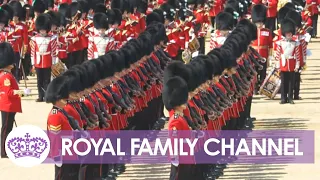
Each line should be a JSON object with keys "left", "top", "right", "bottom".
{"left": 281, "top": 18, "right": 296, "bottom": 36}
{"left": 215, "top": 12, "right": 234, "bottom": 30}
{"left": 106, "top": 9, "right": 116, "bottom": 25}
{"left": 137, "top": 0, "right": 148, "bottom": 14}
{"left": 0, "top": 9, "right": 9, "bottom": 26}
{"left": 22, "top": 4, "right": 35, "bottom": 21}
{"left": 146, "top": 12, "right": 163, "bottom": 25}
{"left": 93, "top": 13, "right": 109, "bottom": 29}
{"left": 33, "top": 0, "right": 46, "bottom": 14}
{"left": 285, "top": 10, "right": 302, "bottom": 28}
{"left": 160, "top": 3, "right": 175, "bottom": 22}
{"left": 284, "top": 2, "right": 296, "bottom": 10}
{"left": 113, "top": 9, "right": 123, "bottom": 25}
{"left": 100, "top": 55, "right": 115, "bottom": 78}
{"left": 36, "top": 13, "right": 52, "bottom": 32}
{"left": 94, "top": 3, "right": 107, "bottom": 14}
{"left": 46, "top": 11, "right": 61, "bottom": 27}
{"left": 251, "top": 4, "right": 267, "bottom": 23}
{"left": 62, "top": 67, "right": 83, "bottom": 93}
{"left": 153, "top": 8, "right": 165, "bottom": 23}
{"left": 70, "top": 2, "right": 82, "bottom": 18}
{"left": 122, "top": 0, "right": 134, "bottom": 14}
{"left": 1, "top": 4, "right": 13, "bottom": 20}
{"left": 9, "top": 1, "right": 23, "bottom": 20}
{"left": 162, "top": 76, "right": 189, "bottom": 110}
{"left": 0, "top": 42, "right": 15, "bottom": 69}
{"left": 58, "top": 3, "right": 71, "bottom": 26}
{"left": 164, "top": 61, "right": 190, "bottom": 83}
{"left": 111, "top": 0, "right": 123, "bottom": 10}
{"left": 78, "top": 0, "right": 90, "bottom": 14}
{"left": 45, "top": 76, "right": 69, "bottom": 103}
{"left": 278, "top": 6, "right": 292, "bottom": 24}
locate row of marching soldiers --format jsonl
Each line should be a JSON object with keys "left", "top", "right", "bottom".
{"left": 44, "top": 11, "right": 172, "bottom": 179}
{"left": 0, "top": 0, "right": 212, "bottom": 102}
{"left": 164, "top": 16, "right": 260, "bottom": 179}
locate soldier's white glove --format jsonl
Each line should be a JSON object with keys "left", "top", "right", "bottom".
{"left": 275, "top": 61, "right": 280, "bottom": 69}
{"left": 24, "top": 88, "right": 31, "bottom": 96}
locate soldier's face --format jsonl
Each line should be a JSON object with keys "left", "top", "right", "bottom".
{"left": 13, "top": 16, "right": 19, "bottom": 22}
{"left": 255, "top": 22, "right": 263, "bottom": 28}
{"left": 285, "top": 32, "right": 293, "bottom": 39}
{"left": 39, "top": 30, "right": 47, "bottom": 36}
{"left": 0, "top": 23, "right": 5, "bottom": 30}
{"left": 220, "top": 30, "right": 229, "bottom": 36}
{"left": 51, "top": 25, "right": 57, "bottom": 31}
{"left": 98, "top": 28, "right": 106, "bottom": 35}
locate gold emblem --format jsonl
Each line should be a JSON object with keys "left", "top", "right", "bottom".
{"left": 4, "top": 78, "right": 10, "bottom": 86}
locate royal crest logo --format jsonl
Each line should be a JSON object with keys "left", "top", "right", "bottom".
{"left": 7, "top": 133, "right": 48, "bottom": 159}
{"left": 5, "top": 125, "right": 50, "bottom": 167}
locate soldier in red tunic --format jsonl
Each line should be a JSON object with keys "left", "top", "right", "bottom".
{"left": 306, "top": 0, "right": 319, "bottom": 37}
{"left": 163, "top": 76, "right": 196, "bottom": 180}
{"left": 209, "top": 12, "right": 234, "bottom": 49}
{"left": 88, "top": 13, "right": 115, "bottom": 60}
{"left": 263, "top": 0, "right": 278, "bottom": 35}
{"left": 0, "top": 9, "right": 9, "bottom": 43}
{"left": 31, "top": 14, "right": 57, "bottom": 102}
{"left": 46, "top": 75, "right": 82, "bottom": 180}
{"left": 275, "top": 19, "right": 301, "bottom": 104}
{"left": 285, "top": 10, "right": 306, "bottom": 100}
{"left": 0, "top": 42, "right": 30, "bottom": 158}
{"left": 251, "top": 4, "right": 273, "bottom": 92}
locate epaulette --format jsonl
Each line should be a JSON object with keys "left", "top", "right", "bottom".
{"left": 122, "top": 30, "right": 128, "bottom": 35}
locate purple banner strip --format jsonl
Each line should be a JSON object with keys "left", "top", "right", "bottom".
{"left": 41, "top": 130, "right": 314, "bottom": 164}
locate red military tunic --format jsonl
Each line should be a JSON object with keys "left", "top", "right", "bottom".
{"left": 0, "top": 70, "right": 22, "bottom": 113}
{"left": 87, "top": 33, "right": 115, "bottom": 60}
{"left": 193, "top": 8, "right": 210, "bottom": 38}
{"left": 275, "top": 37, "right": 301, "bottom": 72}
{"left": 306, "top": 0, "right": 319, "bottom": 16}
{"left": 210, "top": 30, "right": 228, "bottom": 49}
{"left": 266, "top": 0, "right": 278, "bottom": 18}
{"left": 251, "top": 27, "right": 273, "bottom": 58}
{"left": 10, "top": 22, "right": 29, "bottom": 53}
{"left": 0, "top": 28, "right": 8, "bottom": 43}
{"left": 209, "top": 0, "right": 223, "bottom": 17}
{"left": 165, "top": 23, "right": 181, "bottom": 57}
{"left": 30, "top": 34, "right": 58, "bottom": 68}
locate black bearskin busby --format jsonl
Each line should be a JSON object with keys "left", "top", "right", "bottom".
{"left": 281, "top": 18, "right": 296, "bottom": 37}
{"left": 162, "top": 76, "right": 189, "bottom": 110}
{"left": 0, "top": 42, "right": 15, "bottom": 69}
{"left": 285, "top": 10, "right": 302, "bottom": 28}
{"left": 45, "top": 76, "right": 69, "bottom": 103}
{"left": 0, "top": 9, "right": 9, "bottom": 26}
{"left": 36, "top": 13, "right": 52, "bottom": 32}
{"left": 93, "top": 13, "right": 109, "bottom": 29}
{"left": 9, "top": 1, "right": 24, "bottom": 20}
{"left": 215, "top": 12, "right": 234, "bottom": 30}
{"left": 33, "top": 0, "right": 46, "bottom": 14}
{"left": 251, "top": 4, "right": 267, "bottom": 24}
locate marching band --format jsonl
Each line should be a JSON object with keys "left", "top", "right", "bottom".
{"left": 0, "top": 0, "right": 317, "bottom": 180}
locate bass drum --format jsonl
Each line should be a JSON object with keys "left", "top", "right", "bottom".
{"left": 259, "top": 68, "right": 281, "bottom": 99}
{"left": 51, "top": 61, "right": 67, "bottom": 78}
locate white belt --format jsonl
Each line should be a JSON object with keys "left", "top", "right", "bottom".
{"left": 37, "top": 52, "right": 51, "bottom": 56}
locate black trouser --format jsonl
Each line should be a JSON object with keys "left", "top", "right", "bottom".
{"left": 311, "top": 14, "right": 318, "bottom": 37}
{"left": 83, "top": 48, "right": 88, "bottom": 62}
{"left": 36, "top": 67, "right": 51, "bottom": 100}
{"left": 170, "top": 164, "right": 198, "bottom": 180}
{"left": 23, "top": 53, "right": 32, "bottom": 77}
{"left": 210, "top": 16, "right": 215, "bottom": 29}
{"left": 265, "top": 17, "right": 276, "bottom": 37}
{"left": 79, "top": 164, "right": 101, "bottom": 180}
{"left": 1, "top": 111, "right": 16, "bottom": 157}
{"left": 12, "top": 52, "right": 21, "bottom": 81}
{"left": 294, "top": 72, "right": 301, "bottom": 99}
{"left": 198, "top": 37, "right": 205, "bottom": 55}
{"left": 55, "top": 164, "right": 80, "bottom": 180}
{"left": 280, "top": 71, "right": 295, "bottom": 101}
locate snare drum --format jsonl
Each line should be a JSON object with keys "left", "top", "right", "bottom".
{"left": 259, "top": 68, "right": 281, "bottom": 99}
{"left": 188, "top": 37, "right": 200, "bottom": 53}
{"left": 51, "top": 61, "right": 67, "bottom": 78}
